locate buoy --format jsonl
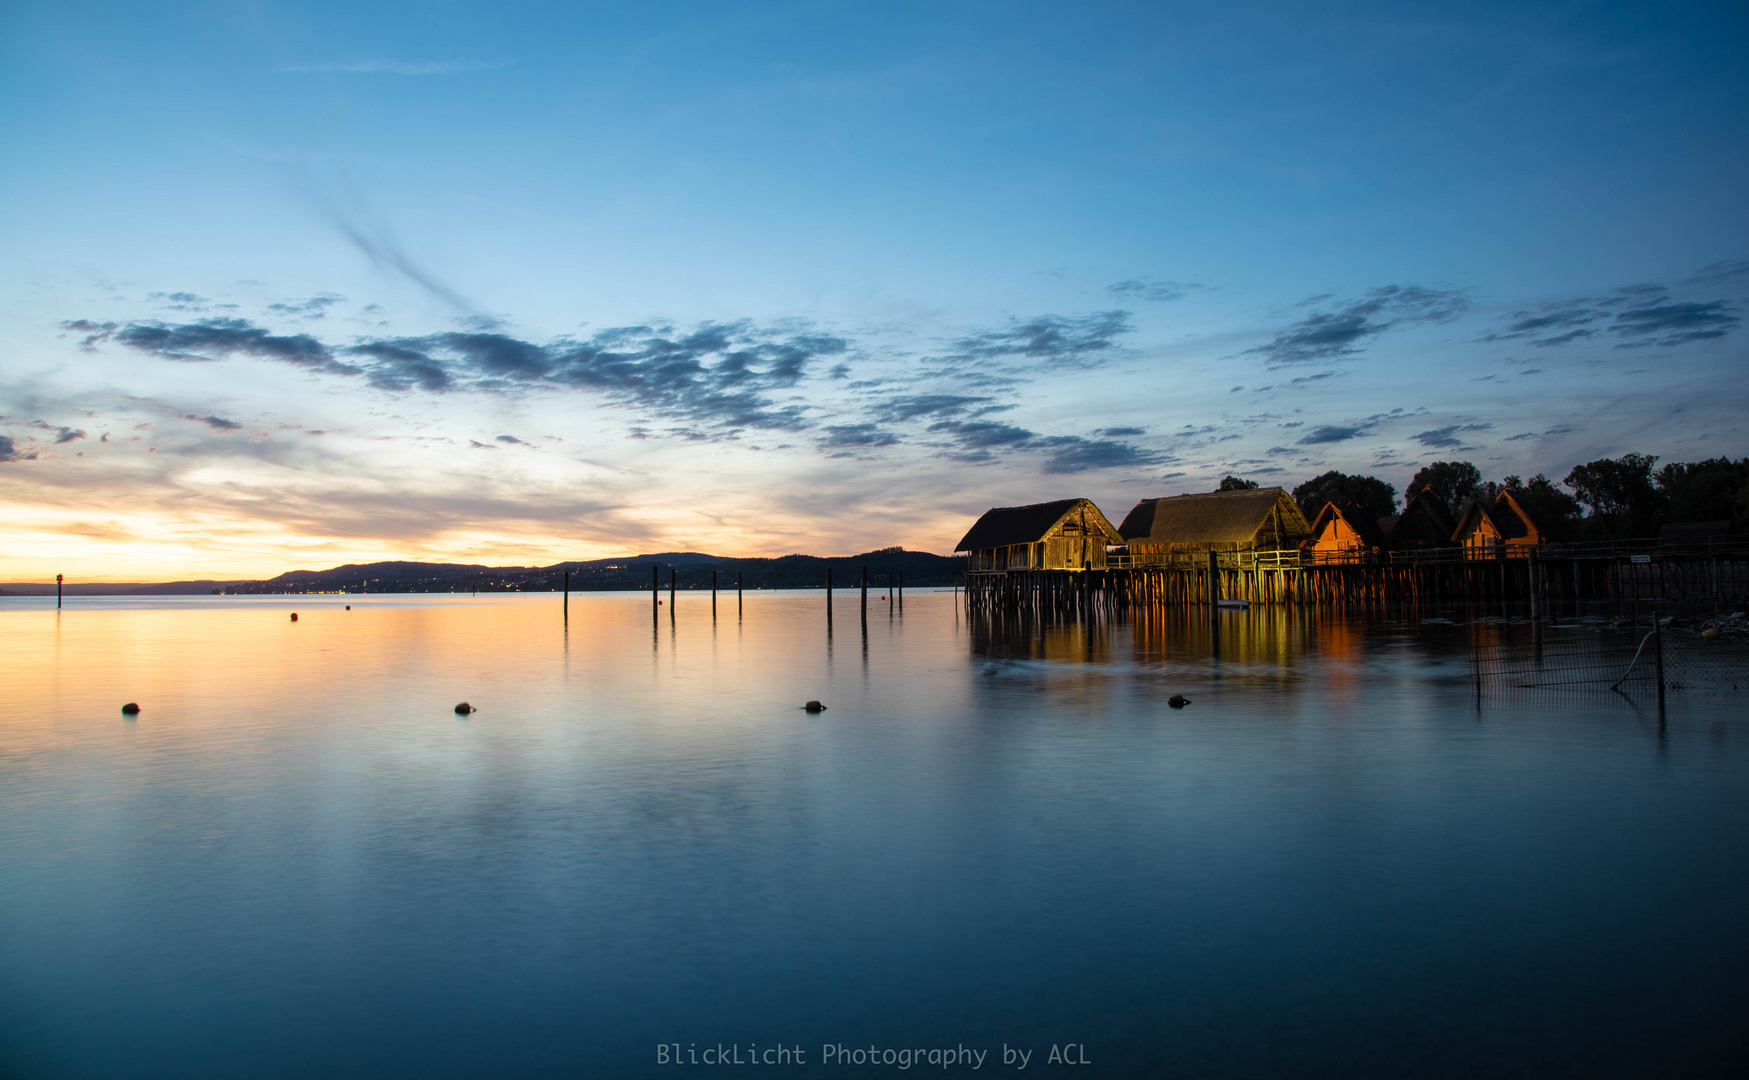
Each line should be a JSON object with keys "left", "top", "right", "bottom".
{"left": 120, "top": 702, "right": 140, "bottom": 715}
{"left": 804, "top": 700, "right": 826, "bottom": 713}
{"left": 346, "top": 605, "right": 351, "bottom": 610}
{"left": 1703, "top": 626, "right": 1721, "bottom": 641}
{"left": 1168, "top": 694, "right": 1190, "bottom": 709}
{"left": 290, "top": 613, "right": 298, "bottom": 621}
{"left": 454, "top": 702, "right": 475, "bottom": 715}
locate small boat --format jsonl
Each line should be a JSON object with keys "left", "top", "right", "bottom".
{"left": 1216, "top": 599, "right": 1249, "bottom": 609}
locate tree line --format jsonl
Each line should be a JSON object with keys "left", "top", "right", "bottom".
{"left": 1215, "top": 455, "right": 1749, "bottom": 541}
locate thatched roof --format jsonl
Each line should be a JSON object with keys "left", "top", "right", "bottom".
{"left": 954, "top": 498, "right": 1119, "bottom": 552}
{"left": 1497, "top": 490, "right": 1558, "bottom": 541}
{"left": 1389, "top": 489, "right": 1457, "bottom": 547}
{"left": 1308, "top": 501, "right": 1389, "bottom": 548}
{"left": 1118, "top": 487, "right": 1309, "bottom": 548}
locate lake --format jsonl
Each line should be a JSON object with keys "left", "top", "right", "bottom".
{"left": 2, "top": 591, "right": 1745, "bottom": 1077}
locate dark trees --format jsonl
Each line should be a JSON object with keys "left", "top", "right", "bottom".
{"left": 1218, "top": 475, "right": 1260, "bottom": 491}
{"left": 1656, "top": 457, "right": 1749, "bottom": 530}
{"left": 1404, "top": 461, "right": 1481, "bottom": 515}
{"left": 1564, "top": 453, "right": 1662, "bottom": 538}
{"left": 1292, "top": 470, "right": 1398, "bottom": 520}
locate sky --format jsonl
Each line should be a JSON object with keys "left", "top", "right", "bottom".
{"left": 1, "top": 0, "right": 1745, "bottom": 580}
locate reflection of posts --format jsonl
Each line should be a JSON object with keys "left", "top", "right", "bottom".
{"left": 1207, "top": 551, "right": 1221, "bottom": 614}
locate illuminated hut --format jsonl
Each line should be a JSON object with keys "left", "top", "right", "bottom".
{"left": 1306, "top": 501, "right": 1389, "bottom": 562}
{"left": 956, "top": 498, "right": 1121, "bottom": 572}
{"left": 1452, "top": 490, "right": 1557, "bottom": 558}
{"left": 1117, "top": 487, "right": 1311, "bottom": 565}
{"left": 1387, "top": 487, "right": 1458, "bottom": 551}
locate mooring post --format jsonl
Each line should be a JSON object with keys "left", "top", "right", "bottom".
{"left": 860, "top": 565, "right": 868, "bottom": 623}
{"left": 712, "top": 569, "right": 718, "bottom": 619}
{"left": 563, "top": 569, "right": 569, "bottom": 626}
{"left": 669, "top": 567, "right": 676, "bottom": 612}
{"left": 651, "top": 564, "right": 659, "bottom": 624}
{"left": 897, "top": 568, "right": 903, "bottom": 613}
{"left": 1528, "top": 548, "right": 1541, "bottom": 621}
{"left": 56, "top": 573, "right": 62, "bottom": 610}
{"left": 1653, "top": 609, "right": 1667, "bottom": 721}
{"left": 737, "top": 570, "right": 743, "bottom": 617}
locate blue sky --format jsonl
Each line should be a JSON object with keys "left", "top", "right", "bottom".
{"left": 2, "top": 1, "right": 1745, "bottom": 577}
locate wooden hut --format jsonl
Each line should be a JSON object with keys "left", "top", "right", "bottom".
{"left": 1452, "top": 490, "right": 1557, "bottom": 558}
{"left": 956, "top": 498, "right": 1122, "bottom": 572}
{"left": 1387, "top": 487, "right": 1458, "bottom": 551}
{"left": 1306, "top": 501, "right": 1389, "bottom": 562}
{"left": 1117, "top": 487, "right": 1311, "bottom": 565}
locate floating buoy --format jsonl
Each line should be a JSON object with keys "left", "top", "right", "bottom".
{"left": 290, "top": 613, "right": 298, "bottom": 622}
{"left": 1703, "top": 627, "right": 1721, "bottom": 641}
{"left": 454, "top": 702, "right": 475, "bottom": 715}
{"left": 803, "top": 700, "right": 826, "bottom": 713}
{"left": 1168, "top": 694, "right": 1191, "bottom": 709}
{"left": 346, "top": 605, "right": 351, "bottom": 610}
{"left": 120, "top": 702, "right": 140, "bottom": 715}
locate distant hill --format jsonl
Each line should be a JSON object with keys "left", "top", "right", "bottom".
{"left": 0, "top": 580, "right": 246, "bottom": 596}
{"left": 220, "top": 548, "right": 966, "bottom": 594}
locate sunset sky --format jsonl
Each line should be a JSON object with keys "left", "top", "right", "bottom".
{"left": 3, "top": 1, "right": 1745, "bottom": 581}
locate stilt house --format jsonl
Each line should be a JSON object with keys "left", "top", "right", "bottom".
{"left": 1387, "top": 487, "right": 1458, "bottom": 551}
{"left": 1117, "top": 487, "right": 1311, "bottom": 565}
{"left": 1452, "top": 490, "right": 1557, "bottom": 558}
{"left": 1306, "top": 501, "right": 1389, "bottom": 562}
{"left": 956, "top": 498, "right": 1122, "bottom": 572}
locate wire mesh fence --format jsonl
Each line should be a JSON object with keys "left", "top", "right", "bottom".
{"left": 1473, "top": 613, "right": 1749, "bottom": 693}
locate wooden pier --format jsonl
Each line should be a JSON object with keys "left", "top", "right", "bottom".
{"left": 956, "top": 540, "right": 1749, "bottom": 614}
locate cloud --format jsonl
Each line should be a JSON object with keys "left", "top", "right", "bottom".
{"left": 281, "top": 58, "right": 513, "bottom": 75}
{"left": 494, "top": 435, "right": 526, "bottom": 445}
{"left": 184, "top": 414, "right": 242, "bottom": 431}
{"left": 53, "top": 427, "right": 86, "bottom": 444}
{"left": 923, "top": 419, "right": 1161, "bottom": 472}
{"left": 1683, "top": 260, "right": 1749, "bottom": 285}
{"left": 818, "top": 424, "right": 900, "bottom": 449}
{"left": 869, "top": 394, "right": 997, "bottom": 422}
{"left": 99, "top": 316, "right": 848, "bottom": 436}
{"left": 1611, "top": 299, "right": 1738, "bottom": 347}
{"left": 1413, "top": 423, "right": 1491, "bottom": 448}
{"left": 112, "top": 318, "right": 350, "bottom": 371}
{"left": 1247, "top": 285, "right": 1467, "bottom": 364}
{"left": 1296, "top": 425, "right": 1362, "bottom": 444}
{"left": 1106, "top": 278, "right": 1203, "bottom": 303}
{"left": 1485, "top": 282, "right": 1739, "bottom": 348}
{"left": 1032, "top": 435, "right": 1165, "bottom": 474}
{"left": 0, "top": 435, "right": 37, "bottom": 463}
{"left": 267, "top": 294, "right": 345, "bottom": 317}
{"left": 943, "top": 311, "right": 1133, "bottom": 369}
{"left": 1091, "top": 426, "right": 1145, "bottom": 437}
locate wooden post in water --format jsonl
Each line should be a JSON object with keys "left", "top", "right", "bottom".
{"left": 56, "top": 573, "right": 62, "bottom": 610}
{"left": 563, "top": 569, "right": 569, "bottom": 626}
{"left": 1528, "top": 549, "right": 1540, "bottom": 621}
{"left": 1653, "top": 610, "right": 1667, "bottom": 721}
{"left": 737, "top": 570, "right": 743, "bottom": 617}
{"left": 669, "top": 567, "right": 676, "bottom": 620}
{"left": 651, "top": 564, "right": 659, "bottom": 620}
{"left": 1207, "top": 551, "right": 1221, "bottom": 617}
{"left": 897, "top": 568, "right": 903, "bottom": 613}
{"left": 712, "top": 569, "right": 717, "bottom": 620}
{"left": 826, "top": 566, "right": 834, "bottom": 633}
{"left": 860, "top": 565, "right": 868, "bottom": 625}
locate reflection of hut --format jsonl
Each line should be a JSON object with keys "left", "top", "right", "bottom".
{"left": 1306, "top": 501, "right": 1388, "bottom": 561}
{"left": 1387, "top": 488, "right": 1458, "bottom": 551}
{"left": 1452, "top": 490, "right": 1556, "bottom": 558}
{"left": 956, "top": 498, "right": 1121, "bottom": 572}
{"left": 1118, "top": 487, "right": 1311, "bottom": 565}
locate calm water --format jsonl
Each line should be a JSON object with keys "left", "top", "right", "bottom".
{"left": 2, "top": 591, "right": 1746, "bottom": 1078}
